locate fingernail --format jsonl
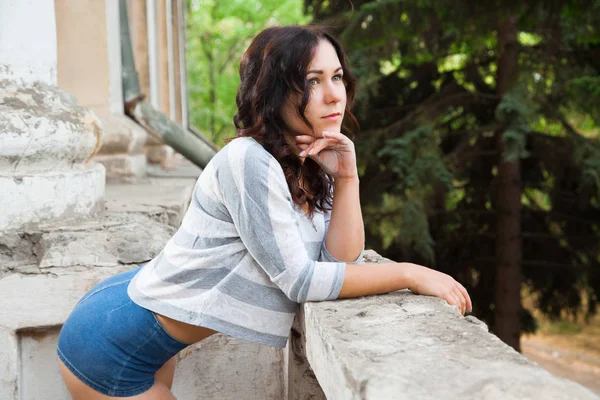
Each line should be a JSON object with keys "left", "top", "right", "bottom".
{"left": 298, "top": 152, "right": 305, "bottom": 157}
{"left": 307, "top": 150, "right": 313, "bottom": 155}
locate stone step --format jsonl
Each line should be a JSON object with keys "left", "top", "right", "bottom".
{"left": 105, "top": 155, "right": 202, "bottom": 228}
{"left": 0, "top": 160, "right": 202, "bottom": 399}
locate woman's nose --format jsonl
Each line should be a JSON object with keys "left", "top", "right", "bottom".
{"left": 323, "top": 81, "right": 344, "bottom": 104}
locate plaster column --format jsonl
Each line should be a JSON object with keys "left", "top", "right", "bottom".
{"left": 177, "top": 0, "right": 189, "bottom": 131}
{"left": 55, "top": 0, "right": 148, "bottom": 181}
{"left": 129, "top": 0, "right": 151, "bottom": 99}
{"left": 157, "top": 0, "right": 171, "bottom": 116}
{"left": 143, "top": 0, "right": 177, "bottom": 167}
{"left": 0, "top": 0, "right": 105, "bottom": 233}
{"left": 172, "top": 0, "right": 183, "bottom": 124}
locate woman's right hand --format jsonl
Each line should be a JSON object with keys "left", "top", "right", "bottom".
{"left": 405, "top": 263, "right": 472, "bottom": 315}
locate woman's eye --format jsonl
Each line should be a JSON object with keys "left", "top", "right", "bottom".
{"left": 333, "top": 74, "right": 343, "bottom": 81}
{"left": 308, "top": 78, "right": 319, "bottom": 86}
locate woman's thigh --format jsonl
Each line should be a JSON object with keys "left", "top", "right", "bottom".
{"left": 154, "top": 356, "right": 177, "bottom": 390}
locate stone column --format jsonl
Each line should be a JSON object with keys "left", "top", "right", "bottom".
{"left": 177, "top": 0, "right": 190, "bottom": 131}
{"left": 143, "top": 0, "right": 177, "bottom": 167}
{"left": 0, "top": 0, "right": 105, "bottom": 232}
{"left": 55, "top": 0, "right": 148, "bottom": 181}
{"left": 157, "top": 0, "right": 171, "bottom": 116}
{"left": 172, "top": 0, "right": 183, "bottom": 124}
{"left": 129, "top": 0, "right": 151, "bottom": 100}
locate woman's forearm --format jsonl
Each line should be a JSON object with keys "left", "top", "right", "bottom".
{"left": 326, "top": 176, "right": 365, "bottom": 261}
{"left": 338, "top": 263, "right": 414, "bottom": 298}
{"left": 337, "top": 262, "right": 473, "bottom": 315}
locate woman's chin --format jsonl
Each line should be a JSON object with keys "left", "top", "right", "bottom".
{"left": 318, "top": 122, "right": 343, "bottom": 133}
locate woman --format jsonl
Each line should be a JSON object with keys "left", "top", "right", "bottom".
{"left": 57, "top": 25, "right": 472, "bottom": 399}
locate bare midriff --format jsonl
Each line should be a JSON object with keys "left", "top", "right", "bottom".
{"left": 154, "top": 313, "right": 219, "bottom": 345}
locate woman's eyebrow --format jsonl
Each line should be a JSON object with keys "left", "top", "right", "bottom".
{"left": 306, "top": 66, "right": 343, "bottom": 75}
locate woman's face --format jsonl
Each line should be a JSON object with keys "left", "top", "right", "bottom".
{"left": 282, "top": 39, "right": 347, "bottom": 137}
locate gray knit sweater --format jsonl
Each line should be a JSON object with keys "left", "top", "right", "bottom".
{"left": 128, "top": 136, "right": 363, "bottom": 347}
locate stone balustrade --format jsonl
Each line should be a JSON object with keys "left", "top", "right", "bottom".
{"left": 288, "top": 250, "right": 598, "bottom": 400}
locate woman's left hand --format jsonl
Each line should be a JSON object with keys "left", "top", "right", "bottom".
{"left": 296, "top": 131, "right": 358, "bottom": 181}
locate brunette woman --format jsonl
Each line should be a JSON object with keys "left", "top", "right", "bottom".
{"left": 57, "top": 25, "right": 471, "bottom": 399}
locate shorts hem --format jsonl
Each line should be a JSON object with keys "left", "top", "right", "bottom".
{"left": 57, "top": 348, "right": 154, "bottom": 397}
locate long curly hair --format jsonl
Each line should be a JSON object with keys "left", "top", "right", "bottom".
{"left": 230, "top": 25, "right": 359, "bottom": 217}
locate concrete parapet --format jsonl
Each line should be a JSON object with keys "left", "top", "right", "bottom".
{"left": 173, "top": 335, "right": 285, "bottom": 399}
{"left": 296, "top": 250, "right": 599, "bottom": 400}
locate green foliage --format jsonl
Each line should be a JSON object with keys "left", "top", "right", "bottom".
{"left": 186, "top": 0, "right": 308, "bottom": 145}
{"left": 575, "top": 140, "right": 600, "bottom": 200}
{"left": 494, "top": 86, "right": 531, "bottom": 162}
{"left": 377, "top": 126, "right": 453, "bottom": 193}
{"left": 361, "top": 126, "right": 451, "bottom": 262}
{"left": 370, "top": 126, "right": 453, "bottom": 262}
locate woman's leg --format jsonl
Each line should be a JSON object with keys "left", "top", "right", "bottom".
{"left": 59, "top": 358, "right": 176, "bottom": 400}
{"left": 154, "top": 356, "right": 177, "bottom": 390}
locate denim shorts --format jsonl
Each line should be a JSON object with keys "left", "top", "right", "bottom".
{"left": 57, "top": 266, "right": 190, "bottom": 397}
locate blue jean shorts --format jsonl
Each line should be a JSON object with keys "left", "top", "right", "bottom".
{"left": 57, "top": 266, "right": 190, "bottom": 397}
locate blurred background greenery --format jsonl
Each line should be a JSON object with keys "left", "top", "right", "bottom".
{"left": 186, "top": 0, "right": 600, "bottom": 356}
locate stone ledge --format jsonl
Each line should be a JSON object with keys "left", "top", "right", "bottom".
{"left": 105, "top": 177, "right": 196, "bottom": 227}
{"left": 0, "top": 212, "right": 174, "bottom": 280}
{"left": 300, "top": 251, "right": 598, "bottom": 400}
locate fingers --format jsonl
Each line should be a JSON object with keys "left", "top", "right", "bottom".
{"left": 456, "top": 291, "right": 466, "bottom": 315}
{"left": 444, "top": 293, "right": 459, "bottom": 314}
{"left": 447, "top": 293, "right": 464, "bottom": 315}
{"left": 322, "top": 131, "right": 350, "bottom": 143}
{"left": 444, "top": 288, "right": 468, "bottom": 315}
{"left": 295, "top": 135, "right": 316, "bottom": 144}
{"left": 298, "top": 138, "right": 336, "bottom": 158}
{"left": 295, "top": 131, "right": 350, "bottom": 159}
{"left": 305, "top": 137, "right": 336, "bottom": 158}
{"left": 455, "top": 282, "right": 472, "bottom": 313}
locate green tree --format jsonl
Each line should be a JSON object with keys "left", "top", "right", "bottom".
{"left": 306, "top": 0, "right": 600, "bottom": 350}
{"left": 186, "top": 0, "right": 308, "bottom": 145}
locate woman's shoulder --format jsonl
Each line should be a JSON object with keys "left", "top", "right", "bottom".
{"left": 215, "top": 136, "right": 277, "bottom": 170}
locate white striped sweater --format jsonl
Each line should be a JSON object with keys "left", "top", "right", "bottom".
{"left": 128, "top": 136, "right": 363, "bottom": 347}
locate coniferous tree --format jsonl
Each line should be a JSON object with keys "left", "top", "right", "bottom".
{"left": 305, "top": 0, "right": 600, "bottom": 350}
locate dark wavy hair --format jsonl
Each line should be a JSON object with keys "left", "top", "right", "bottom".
{"left": 230, "top": 25, "right": 359, "bottom": 217}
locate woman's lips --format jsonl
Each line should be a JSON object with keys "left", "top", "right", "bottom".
{"left": 322, "top": 113, "right": 342, "bottom": 121}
